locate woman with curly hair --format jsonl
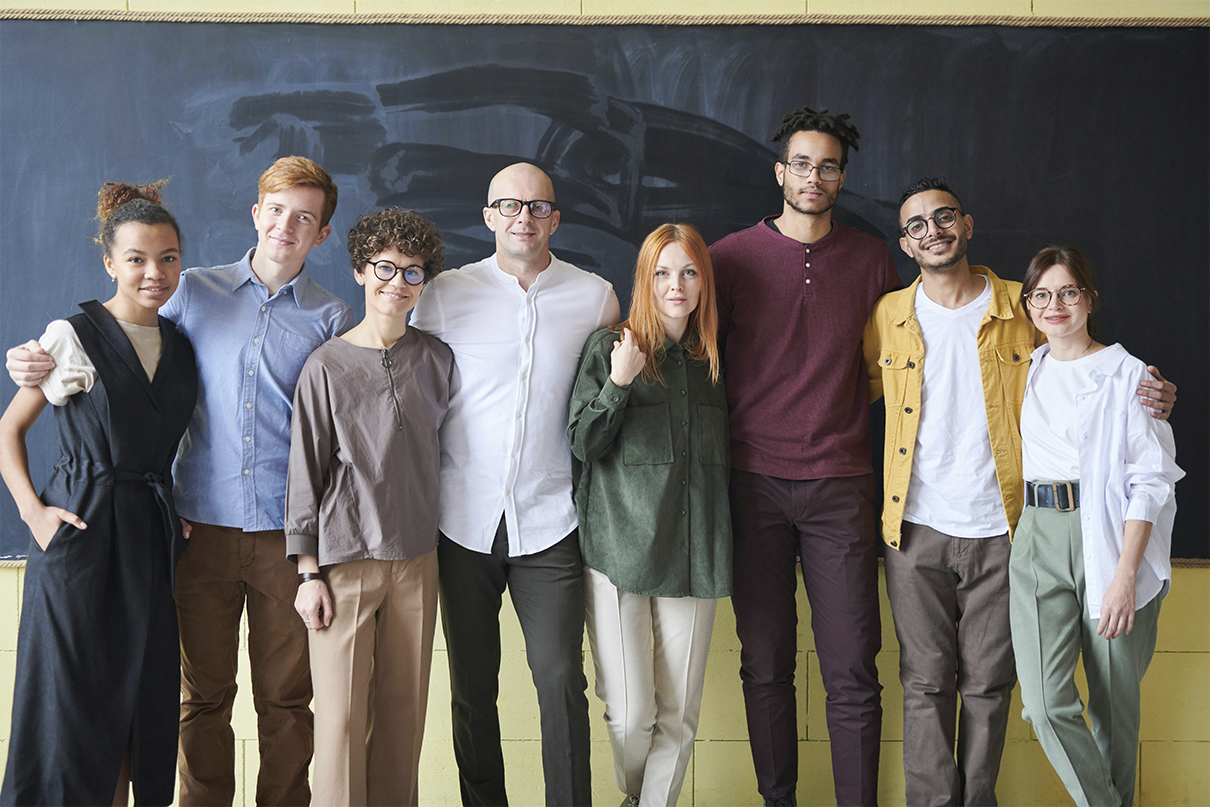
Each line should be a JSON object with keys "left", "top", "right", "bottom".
{"left": 0, "top": 181, "right": 197, "bottom": 806}
{"left": 567, "top": 222, "right": 730, "bottom": 807}
{"left": 284, "top": 207, "right": 453, "bottom": 806}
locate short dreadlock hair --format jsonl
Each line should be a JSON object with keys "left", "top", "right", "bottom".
{"left": 770, "top": 106, "right": 860, "bottom": 170}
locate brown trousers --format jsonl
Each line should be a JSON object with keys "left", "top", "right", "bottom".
{"left": 309, "top": 552, "right": 439, "bottom": 807}
{"left": 176, "top": 523, "right": 313, "bottom": 806}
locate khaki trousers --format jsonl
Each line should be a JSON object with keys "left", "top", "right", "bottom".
{"left": 309, "top": 552, "right": 439, "bottom": 807}
{"left": 584, "top": 567, "right": 716, "bottom": 807}
{"left": 1009, "top": 505, "right": 1161, "bottom": 807}
{"left": 176, "top": 523, "right": 313, "bottom": 806}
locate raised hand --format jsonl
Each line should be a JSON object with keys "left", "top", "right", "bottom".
{"left": 609, "top": 328, "right": 646, "bottom": 388}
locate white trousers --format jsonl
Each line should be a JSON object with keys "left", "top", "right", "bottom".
{"left": 583, "top": 566, "right": 717, "bottom": 807}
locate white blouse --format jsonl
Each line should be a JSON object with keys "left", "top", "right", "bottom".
{"left": 1022, "top": 343, "right": 1184, "bottom": 619}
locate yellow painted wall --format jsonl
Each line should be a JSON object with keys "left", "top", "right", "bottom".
{"left": 1, "top": 563, "right": 1207, "bottom": 805}
{"left": 0, "top": 4, "right": 1205, "bottom": 803}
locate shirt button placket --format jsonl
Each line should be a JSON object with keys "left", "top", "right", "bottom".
{"left": 243, "top": 297, "right": 270, "bottom": 519}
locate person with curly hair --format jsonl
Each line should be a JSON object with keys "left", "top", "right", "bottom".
{"left": 0, "top": 181, "right": 197, "bottom": 806}
{"left": 285, "top": 207, "right": 454, "bottom": 807}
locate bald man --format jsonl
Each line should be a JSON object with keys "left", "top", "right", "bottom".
{"left": 410, "top": 164, "right": 620, "bottom": 806}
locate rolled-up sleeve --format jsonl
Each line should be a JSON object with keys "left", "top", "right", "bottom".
{"left": 1123, "top": 365, "right": 1184, "bottom": 524}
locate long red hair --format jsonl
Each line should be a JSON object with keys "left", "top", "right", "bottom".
{"left": 619, "top": 223, "right": 720, "bottom": 386}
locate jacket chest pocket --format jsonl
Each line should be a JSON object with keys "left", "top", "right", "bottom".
{"left": 994, "top": 345, "right": 1032, "bottom": 404}
{"left": 622, "top": 404, "right": 675, "bottom": 466}
{"left": 878, "top": 350, "right": 919, "bottom": 405}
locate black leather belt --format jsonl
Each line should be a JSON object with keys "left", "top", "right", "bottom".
{"left": 1026, "top": 480, "right": 1080, "bottom": 512}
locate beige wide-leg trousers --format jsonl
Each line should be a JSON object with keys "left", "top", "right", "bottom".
{"left": 584, "top": 566, "right": 717, "bottom": 807}
{"left": 308, "top": 551, "right": 439, "bottom": 807}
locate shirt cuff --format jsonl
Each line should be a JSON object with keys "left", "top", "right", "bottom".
{"left": 285, "top": 533, "right": 320, "bottom": 564}
{"left": 1124, "top": 492, "right": 1161, "bottom": 525}
{"left": 597, "top": 377, "right": 632, "bottom": 410}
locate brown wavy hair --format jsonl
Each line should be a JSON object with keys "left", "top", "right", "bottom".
{"left": 620, "top": 223, "right": 720, "bottom": 386}
{"left": 347, "top": 208, "right": 446, "bottom": 282}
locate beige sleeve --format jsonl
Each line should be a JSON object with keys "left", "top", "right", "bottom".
{"left": 37, "top": 320, "right": 97, "bottom": 406}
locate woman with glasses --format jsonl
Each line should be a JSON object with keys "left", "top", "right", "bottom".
{"left": 1009, "top": 245, "right": 1183, "bottom": 807}
{"left": 285, "top": 208, "right": 453, "bottom": 806}
{"left": 0, "top": 181, "right": 197, "bottom": 806}
{"left": 567, "top": 223, "right": 730, "bottom": 807}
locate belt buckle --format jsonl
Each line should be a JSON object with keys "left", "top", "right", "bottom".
{"left": 1055, "top": 481, "right": 1076, "bottom": 512}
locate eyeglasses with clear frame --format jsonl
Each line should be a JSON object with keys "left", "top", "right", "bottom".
{"left": 370, "top": 261, "right": 426, "bottom": 285}
{"left": 781, "top": 161, "right": 843, "bottom": 182}
{"left": 1024, "top": 285, "right": 1086, "bottom": 309}
{"left": 901, "top": 207, "right": 963, "bottom": 240}
{"left": 489, "top": 199, "right": 555, "bottom": 219}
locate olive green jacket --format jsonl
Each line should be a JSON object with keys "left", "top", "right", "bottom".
{"left": 568, "top": 328, "right": 732, "bottom": 598}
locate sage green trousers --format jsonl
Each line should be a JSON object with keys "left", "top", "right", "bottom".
{"left": 1009, "top": 504, "right": 1160, "bottom": 807}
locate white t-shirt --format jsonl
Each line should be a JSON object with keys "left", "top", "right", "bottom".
{"left": 902, "top": 276, "right": 1009, "bottom": 538}
{"left": 1021, "top": 349, "right": 1100, "bottom": 482}
{"left": 37, "top": 318, "right": 162, "bottom": 406}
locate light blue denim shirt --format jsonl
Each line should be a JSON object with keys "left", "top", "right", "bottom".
{"left": 161, "top": 249, "right": 352, "bottom": 531}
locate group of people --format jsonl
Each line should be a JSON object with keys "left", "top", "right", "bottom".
{"left": 0, "top": 103, "right": 1182, "bottom": 807}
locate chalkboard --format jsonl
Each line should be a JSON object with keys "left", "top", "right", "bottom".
{"left": 1, "top": 20, "right": 1206, "bottom": 558}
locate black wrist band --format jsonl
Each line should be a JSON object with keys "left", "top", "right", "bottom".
{"left": 298, "top": 572, "right": 323, "bottom": 584}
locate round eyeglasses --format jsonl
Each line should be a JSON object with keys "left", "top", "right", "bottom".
{"left": 489, "top": 198, "right": 555, "bottom": 219}
{"left": 1024, "top": 285, "right": 1086, "bottom": 309}
{"left": 902, "top": 207, "right": 963, "bottom": 240}
{"left": 782, "top": 161, "right": 843, "bottom": 182}
{"left": 371, "top": 261, "right": 426, "bottom": 285}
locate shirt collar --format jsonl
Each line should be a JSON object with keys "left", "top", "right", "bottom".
{"left": 231, "top": 248, "right": 312, "bottom": 308}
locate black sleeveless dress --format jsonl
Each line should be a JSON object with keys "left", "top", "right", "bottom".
{"left": 1, "top": 301, "right": 197, "bottom": 806}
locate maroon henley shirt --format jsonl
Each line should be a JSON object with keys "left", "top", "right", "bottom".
{"left": 709, "top": 218, "right": 901, "bottom": 481}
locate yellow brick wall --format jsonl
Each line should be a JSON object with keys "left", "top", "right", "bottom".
{"left": 1, "top": 563, "right": 1206, "bottom": 805}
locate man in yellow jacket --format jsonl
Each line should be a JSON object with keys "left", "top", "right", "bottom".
{"left": 862, "top": 177, "right": 1174, "bottom": 806}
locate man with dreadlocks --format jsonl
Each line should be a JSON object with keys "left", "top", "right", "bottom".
{"left": 708, "top": 106, "right": 900, "bottom": 807}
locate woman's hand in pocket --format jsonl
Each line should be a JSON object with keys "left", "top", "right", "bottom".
{"left": 25, "top": 504, "right": 87, "bottom": 551}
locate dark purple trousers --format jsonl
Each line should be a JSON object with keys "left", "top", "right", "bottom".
{"left": 730, "top": 470, "right": 883, "bottom": 807}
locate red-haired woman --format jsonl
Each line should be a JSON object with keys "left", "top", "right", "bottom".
{"left": 568, "top": 223, "right": 730, "bottom": 807}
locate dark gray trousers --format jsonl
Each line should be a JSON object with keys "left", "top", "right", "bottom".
{"left": 885, "top": 521, "right": 1016, "bottom": 807}
{"left": 438, "top": 521, "right": 592, "bottom": 807}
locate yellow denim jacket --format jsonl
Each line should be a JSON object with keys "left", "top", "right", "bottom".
{"left": 862, "top": 266, "right": 1037, "bottom": 550}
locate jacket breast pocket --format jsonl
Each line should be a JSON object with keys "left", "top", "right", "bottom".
{"left": 995, "top": 345, "right": 1032, "bottom": 404}
{"left": 694, "top": 405, "right": 729, "bottom": 466}
{"left": 622, "top": 404, "right": 675, "bottom": 466}
{"left": 878, "top": 350, "right": 916, "bottom": 405}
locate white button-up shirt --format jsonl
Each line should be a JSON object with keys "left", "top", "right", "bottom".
{"left": 411, "top": 253, "right": 614, "bottom": 556}
{"left": 1023, "top": 343, "right": 1184, "bottom": 619}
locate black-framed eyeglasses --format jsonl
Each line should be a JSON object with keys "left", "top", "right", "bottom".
{"left": 902, "top": 207, "right": 963, "bottom": 240}
{"left": 1024, "top": 285, "right": 1086, "bottom": 309}
{"left": 489, "top": 198, "right": 555, "bottom": 219}
{"left": 781, "top": 161, "right": 843, "bottom": 182}
{"left": 370, "top": 261, "right": 426, "bottom": 285}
